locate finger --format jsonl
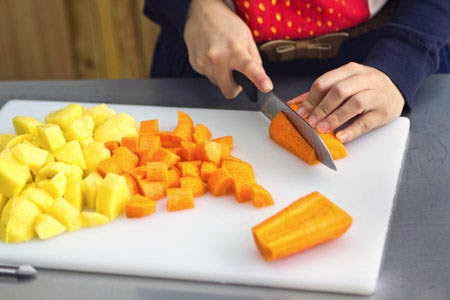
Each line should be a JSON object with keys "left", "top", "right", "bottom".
{"left": 299, "top": 62, "right": 363, "bottom": 118}
{"left": 316, "top": 91, "right": 373, "bottom": 133}
{"left": 336, "top": 111, "right": 381, "bottom": 143}
{"left": 215, "top": 67, "right": 242, "bottom": 99}
{"left": 233, "top": 57, "right": 273, "bottom": 93}
{"left": 248, "top": 42, "right": 263, "bottom": 65}
{"left": 308, "top": 74, "right": 372, "bottom": 127}
{"left": 287, "top": 92, "right": 309, "bottom": 105}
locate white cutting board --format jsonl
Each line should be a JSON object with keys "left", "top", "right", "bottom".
{"left": 0, "top": 100, "right": 409, "bottom": 295}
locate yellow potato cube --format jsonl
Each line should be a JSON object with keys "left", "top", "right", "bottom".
{"left": 83, "top": 142, "right": 111, "bottom": 173}
{"left": 20, "top": 187, "right": 54, "bottom": 212}
{"left": 96, "top": 173, "right": 130, "bottom": 220}
{"left": 0, "top": 193, "right": 6, "bottom": 215}
{"left": 53, "top": 140, "right": 87, "bottom": 170}
{"left": 84, "top": 104, "right": 116, "bottom": 127}
{"left": 37, "top": 172, "right": 67, "bottom": 199}
{"left": 81, "top": 173, "right": 103, "bottom": 210}
{"left": 34, "top": 213, "right": 66, "bottom": 240}
{"left": 4, "top": 134, "right": 40, "bottom": 149}
{"left": 11, "top": 143, "right": 49, "bottom": 174}
{"left": 0, "top": 134, "right": 17, "bottom": 151}
{"left": 37, "top": 124, "right": 66, "bottom": 151}
{"left": 79, "top": 137, "right": 94, "bottom": 147}
{"left": 94, "top": 113, "right": 138, "bottom": 142}
{"left": 0, "top": 157, "right": 30, "bottom": 198}
{"left": 80, "top": 212, "right": 109, "bottom": 228}
{"left": 45, "top": 104, "right": 83, "bottom": 130}
{"left": 0, "top": 197, "right": 41, "bottom": 243}
{"left": 64, "top": 179, "right": 83, "bottom": 211}
{"left": 36, "top": 162, "right": 83, "bottom": 182}
{"left": 12, "top": 116, "right": 42, "bottom": 135}
{"left": 48, "top": 198, "right": 81, "bottom": 231}
{"left": 65, "top": 115, "right": 95, "bottom": 141}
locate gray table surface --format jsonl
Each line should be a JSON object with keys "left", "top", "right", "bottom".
{"left": 0, "top": 75, "right": 449, "bottom": 300}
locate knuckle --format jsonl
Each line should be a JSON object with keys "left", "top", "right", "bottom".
{"left": 206, "top": 48, "right": 222, "bottom": 64}
{"left": 351, "top": 96, "right": 365, "bottom": 112}
{"left": 359, "top": 120, "right": 371, "bottom": 133}
{"left": 346, "top": 62, "right": 360, "bottom": 70}
{"left": 315, "top": 104, "right": 331, "bottom": 117}
{"left": 331, "top": 84, "right": 347, "bottom": 99}
{"left": 311, "top": 79, "right": 326, "bottom": 94}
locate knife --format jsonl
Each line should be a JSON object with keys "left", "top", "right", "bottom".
{"left": 232, "top": 71, "right": 337, "bottom": 171}
{"left": 0, "top": 263, "right": 37, "bottom": 279}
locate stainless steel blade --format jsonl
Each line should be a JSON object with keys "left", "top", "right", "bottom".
{"left": 258, "top": 91, "right": 337, "bottom": 171}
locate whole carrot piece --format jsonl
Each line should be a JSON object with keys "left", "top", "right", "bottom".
{"left": 252, "top": 191, "right": 352, "bottom": 261}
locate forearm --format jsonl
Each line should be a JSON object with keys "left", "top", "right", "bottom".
{"left": 364, "top": 0, "right": 450, "bottom": 106}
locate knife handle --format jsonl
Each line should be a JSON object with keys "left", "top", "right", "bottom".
{"left": 232, "top": 70, "right": 258, "bottom": 103}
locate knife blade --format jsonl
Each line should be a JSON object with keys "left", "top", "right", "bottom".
{"left": 233, "top": 71, "right": 337, "bottom": 171}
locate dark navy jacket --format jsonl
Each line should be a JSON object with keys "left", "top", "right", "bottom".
{"left": 144, "top": 1, "right": 450, "bottom": 108}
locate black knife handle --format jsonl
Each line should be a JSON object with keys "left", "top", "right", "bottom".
{"left": 232, "top": 70, "right": 258, "bottom": 103}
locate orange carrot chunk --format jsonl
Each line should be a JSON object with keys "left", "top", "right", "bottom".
{"left": 125, "top": 195, "right": 157, "bottom": 218}
{"left": 139, "top": 135, "right": 161, "bottom": 152}
{"left": 167, "top": 168, "right": 181, "bottom": 188}
{"left": 104, "top": 141, "right": 120, "bottom": 153}
{"left": 234, "top": 182, "right": 253, "bottom": 203}
{"left": 180, "top": 141, "right": 197, "bottom": 161}
{"left": 121, "top": 137, "right": 139, "bottom": 153}
{"left": 251, "top": 184, "right": 274, "bottom": 208}
{"left": 127, "top": 166, "right": 147, "bottom": 180}
{"left": 139, "top": 119, "right": 159, "bottom": 135}
{"left": 180, "top": 177, "right": 206, "bottom": 197}
{"left": 157, "top": 131, "right": 183, "bottom": 148}
{"left": 212, "top": 136, "right": 234, "bottom": 149}
{"left": 173, "top": 112, "right": 194, "bottom": 142}
{"left": 153, "top": 148, "right": 180, "bottom": 168}
{"left": 200, "top": 162, "right": 218, "bottom": 182}
{"left": 195, "top": 141, "right": 222, "bottom": 164}
{"left": 137, "top": 179, "right": 167, "bottom": 200}
{"left": 252, "top": 191, "right": 353, "bottom": 261}
{"left": 177, "top": 162, "right": 200, "bottom": 178}
{"left": 123, "top": 173, "right": 140, "bottom": 195}
{"left": 269, "top": 112, "right": 347, "bottom": 165}
{"left": 193, "top": 124, "right": 212, "bottom": 143}
{"left": 167, "top": 188, "right": 195, "bottom": 212}
{"left": 207, "top": 168, "right": 234, "bottom": 196}
{"left": 97, "top": 157, "right": 122, "bottom": 177}
{"left": 222, "top": 160, "right": 256, "bottom": 184}
{"left": 146, "top": 162, "right": 169, "bottom": 181}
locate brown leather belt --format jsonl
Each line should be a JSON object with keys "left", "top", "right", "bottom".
{"left": 259, "top": 0, "right": 397, "bottom": 62}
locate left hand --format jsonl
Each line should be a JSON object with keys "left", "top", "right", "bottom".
{"left": 288, "top": 62, "right": 405, "bottom": 143}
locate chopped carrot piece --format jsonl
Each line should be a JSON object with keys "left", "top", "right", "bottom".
{"left": 177, "top": 160, "right": 202, "bottom": 168}
{"left": 104, "top": 141, "right": 120, "bottom": 153}
{"left": 269, "top": 112, "right": 347, "bottom": 165}
{"left": 166, "top": 188, "right": 195, "bottom": 212}
{"left": 125, "top": 195, "right": 156, "bottom": 218}
{"left": 97, "top": 157, "right": 122, "bottom": 177}
{"left": 111, "top": 147, "right": 139, "bottom": 172}
{"left": 137, "top": 179, "right": 167, "bottom": 200}
{"left": 146, "top": 162, "right": 169, "bottom": 181}
{"left": 173, "top": 111, "right": 194, "bottom": 142}
{"left": 178, "top": 162, "right": 200, "bottom": 178}
{"left": 180, "top": 177, "right": 206, "bottom": 197}
{"left": 127, "top": 166, "right": 147, "bottom": 180}
{"left": 139, "top": 135, "right": 161, "bottom": 152}
{"left": 193, "top": 124, "right": 212, "bottom": 143}
{"left": 200, "top": 162, "right": 218, "bottom": 182}
{"left": 157, "top": 131, "right": 183, "bottom": 147}
{"left": 220, "top": 144, "right": 232, "bottom": 160}
{"left": 166, "top": 147, "right": 183, "bottom": 156}
{"left": 167, "top": 168, "right": 181, "bottom": 188}
{"left": 212, "top": 136, "right": 234, "bottom": 149}
{"left": 139, "top": 119, "right": 159, "bottom": 135}
{"left": 289, "top": 103, "right": 300, "bottom": 111}
{"left": 153, "top": 148, "right": 180, "bottom": 168}
{"left": 121, "top": 137, "right": 139, "bottom": 153}
{"left": 195, "top": 141, "right": 222, "bottom": 164}
{"left": 220, "top": 155, "right": 244, "bottom": 164}
{"left": 207, "top": 168, "right": 234, "bottom": 196}
{"left": 251, "top": 184, "right": 273, "bottom": 208}
{"left": 222, "top": 160, "right": 256, "bottom": 184}
{"left": 123, "top": 173, "right": 140, "bottom": 195}
{"left": 252, "top": 191, "right": 353, "bottom": 261}
{"left": 180, "top": 141, "right": 197, "bottom": 161}
{"left": 234, "top": 182, "right": 253, "bottom": 203}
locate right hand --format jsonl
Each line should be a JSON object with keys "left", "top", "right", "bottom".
{"left": 184, "top": 0, "right": 273, "bottom": 99}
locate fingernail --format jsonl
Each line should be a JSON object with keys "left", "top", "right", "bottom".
{"left": 308, "top": 116, "right": 318, "bottom": 127}
{"left": 297, "top": 107, "right": 308, "bottom": 117}
{"left": 261, "top": 80, "right": 273, "bottom": 92}
{"left": 337, "top": 132, "right": 348, "bottom": 143}
{"left": 317, "top": 122, "right": 329, "bottom": 133}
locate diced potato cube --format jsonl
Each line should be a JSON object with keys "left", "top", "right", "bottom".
{"left": 11, "top": 143, "right": 49, "bottom": 174}
{"left": 83, "top": 142, "right": 111, "bottom": 173}
{"left": 48, "top": 198, "right": 81, "bottom": 231}
{"left": 0, "top": 193, "right": 6, "bottom": 215}
{"left": 12, "top": 116, "right": 42, "bottom": 135}
{"left": 35, "top": 162, "right": 83, "bottom": 182}
{"left": 53, "top": 140, "right": 87, "bottom": 170}
{"left": 37, "top": 124, "right": 66, "bottom": 151}
{"left": 0, "top": 158, "right": 30, "bottom": 198}
{"left": 20, "top": 187, "right": 54, "bottom": 212}
{"left": 0, "top": 134, "right": 16, "bottom": 151}
{"left": 96, "top": 173, "right": 130, "bottom": 220}
{"left": 37, "top": 172, "right": 67, "bottom": 199}
{"left": 81, "top": 173, "right": 103, "bottom": 210}
{"left": 65, "top": 115, "right": 94, "bottom": 141}
{"left": 80, "top": 212, "right": 109, "bottom": 228}
{"left": 64, "top": 179, "right": 83, "bottom": 211}
{"left": 45, "top": 104, "right": 83, "bottom": 130}
{"left": 84, "top": 104, "right": 116, "bottom": 127}
{"left": 34, "top": 214, "right": 66, "bottom": 240}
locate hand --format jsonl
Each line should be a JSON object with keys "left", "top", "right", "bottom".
{"left": 184, "top": 0, "right": 273, "bottom": 99}
{"left": 288, "top": 62, "right": 405, "bottom": 143}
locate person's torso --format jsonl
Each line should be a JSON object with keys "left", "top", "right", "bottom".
{"left": 229, "top": 0, "right": 389, "bottom": 41}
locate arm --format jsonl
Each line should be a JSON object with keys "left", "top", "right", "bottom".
{"left": 292, "top": 0, "right": 450, "bottom": 143}
{"left": 144, "top": 0, "right": 191, "bottom": 35}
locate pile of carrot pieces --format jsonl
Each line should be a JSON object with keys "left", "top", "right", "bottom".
{"left": 97, "top": 111, "right": 273, "bottom": 218}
